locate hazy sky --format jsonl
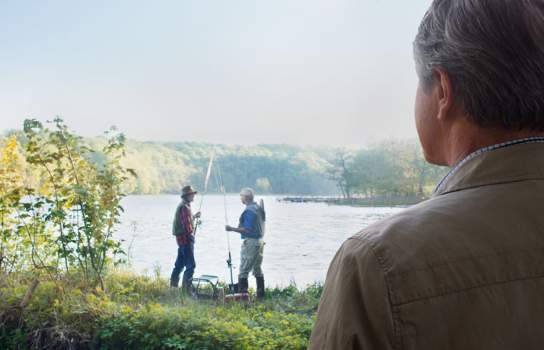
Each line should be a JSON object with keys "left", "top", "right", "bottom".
{"left": 0, "top": 0, "right": 432, "bottom": 146}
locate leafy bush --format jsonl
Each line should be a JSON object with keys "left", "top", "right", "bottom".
{"left": 1, "top": 119, "right": 134, "bottom": 288}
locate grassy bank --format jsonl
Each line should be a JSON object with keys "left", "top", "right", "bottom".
{"left": 0, "top": 271, "right": 320, "bottom": 350}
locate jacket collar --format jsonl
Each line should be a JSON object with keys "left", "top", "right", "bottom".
{"left": 433, "top": 138, "right": 544, "bottom": 196}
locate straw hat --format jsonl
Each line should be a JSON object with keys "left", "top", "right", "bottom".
{"left": 181, "top": 185, "right": 198, "bottom": 198}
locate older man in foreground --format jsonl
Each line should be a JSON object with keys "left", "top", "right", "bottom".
{"left": 310, "top": 0, "right": 544, "bottom": 349}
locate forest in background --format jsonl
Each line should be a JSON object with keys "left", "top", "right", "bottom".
{"left": 2, "top": 125, "right": 448, "bottom": 198}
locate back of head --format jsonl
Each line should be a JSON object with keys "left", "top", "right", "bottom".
{"left": 414, "top": 0, "right": 544, "bottom": 130}
{"left": 240, "top": 187, "right": 255, "bottom": 202}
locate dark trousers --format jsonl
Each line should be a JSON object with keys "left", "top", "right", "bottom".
{"left": 170, "top": 243, "right": 196, "bottom": 286}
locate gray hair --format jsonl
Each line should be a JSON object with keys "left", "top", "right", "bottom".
{"left": 240, "top": 187, "right": 255, "bottom": 200}
{"left": 414, "top": 0, "right": 544, "bottom": 130}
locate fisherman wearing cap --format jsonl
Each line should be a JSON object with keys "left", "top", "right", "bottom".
{"left": 170, "top": 185, "right": 201, "bottom": 293}
{"left": 226, "top": 187, "right": 266, "bottom": 299}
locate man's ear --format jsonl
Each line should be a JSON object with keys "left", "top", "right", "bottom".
{"left": 433, "top": 68, "right": 454, "bottom": 122}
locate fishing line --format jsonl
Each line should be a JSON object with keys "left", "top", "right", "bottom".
{"left": 213, "top": 160, "right": 235, "bottom": 291}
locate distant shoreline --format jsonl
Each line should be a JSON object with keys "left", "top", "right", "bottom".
{"left": 278, "top": 195, "right": 427, "bottom": 207}
{"left": 121, "top": 193, "right": 427, "bottom": 207}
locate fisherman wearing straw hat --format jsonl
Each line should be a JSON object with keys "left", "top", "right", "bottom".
{"left": 170, "top": 185, "right": 201, "bottom": 293}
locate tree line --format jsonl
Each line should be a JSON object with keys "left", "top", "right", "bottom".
{"left": 326, "top": 142, "right": 448, "bottom": 199}
{"left": 3, "top": 123, "right": 448, "bottom": 198}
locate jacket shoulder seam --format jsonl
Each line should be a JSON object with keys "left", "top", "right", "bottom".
{"left": 349, "top": 236, "right": 402, "bottom": 350}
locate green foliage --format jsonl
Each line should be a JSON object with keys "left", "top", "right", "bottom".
{"left": 84, "top": 140, "right": 339, "bottom": 195}
{"left": 0, "top": 118, "right": 133, "bottom": 288}
{"left": 255, "top": 177, "right": 272, "bottom": 193}
{"left": 328, "top": 141, "right": 448, "bottom": 198}
{"left": 4, "top": 126, "right": 448, "bottom": 198}
{"left": 325, "top": 149, "right": 354, "bottom": 198}
{"left": 0, "top": 271, "right": 318, "bottom": 350}
{"left": 0, "top": 136, "right": 25, "bottom": 274}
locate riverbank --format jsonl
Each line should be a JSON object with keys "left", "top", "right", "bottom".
{"left": 0, "top": 271, "right": 320, "bottom": 350}
{"left": 278, "top": 195, "right": 427, "bottom": 207}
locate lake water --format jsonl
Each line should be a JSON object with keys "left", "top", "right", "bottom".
{"left": 116, "top": 195, "right": 405, "bottom": 288}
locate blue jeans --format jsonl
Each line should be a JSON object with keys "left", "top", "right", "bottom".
{"left": 170, "top": 243, "right": 196, "bottom": 286}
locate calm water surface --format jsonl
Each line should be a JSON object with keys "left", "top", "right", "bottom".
{"left": 116, "top": 195, "right": 405, "bottom": 288}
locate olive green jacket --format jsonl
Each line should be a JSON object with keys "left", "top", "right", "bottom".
{"left": 309, "top": 142, "right": 544, "bottom": 350}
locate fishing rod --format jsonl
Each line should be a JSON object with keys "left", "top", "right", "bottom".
{"left": 193, "top": 151, "right": 215, "bottom": 236}
{"left": 214, "top": 161, "right": 235, "bottom": 293}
